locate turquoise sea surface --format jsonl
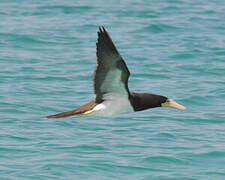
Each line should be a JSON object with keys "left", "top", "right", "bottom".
{"left": 1, "top": 0, "right": 225, "bottom": 179}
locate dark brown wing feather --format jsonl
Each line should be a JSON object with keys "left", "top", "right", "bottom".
{"left": 45, "top": 100, "right": 97, "bottom": 118}
{"left": 94, "top": 27, "right": 130, "bottom": 102}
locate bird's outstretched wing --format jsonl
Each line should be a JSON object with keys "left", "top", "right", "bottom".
{"left": 94, "top": 27, "right": 130, "bottom": 102}
{"left": 45, "top": 27, "right": 131, "bottom": 118}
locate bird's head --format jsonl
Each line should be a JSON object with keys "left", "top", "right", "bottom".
{"left": 130, "top": 92, "right": 186, "bottom": 111}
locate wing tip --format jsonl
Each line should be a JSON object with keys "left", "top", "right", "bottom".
{"left": 98, "top": 26, "right": 107, "bottom": 33}
{"left": 98, "top": 26, "right": 102, "bottom": 33}
{"left": 102, "top": 26, "right": 106, "bottom": 32}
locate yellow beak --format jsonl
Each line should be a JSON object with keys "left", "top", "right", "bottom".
{"left": 162, "top": 99, "right": 186, "bottom": 110}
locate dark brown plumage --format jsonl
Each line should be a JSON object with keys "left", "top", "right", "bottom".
{"left": 129, "top": 92, "right": 168, "bottom": 111}
{"left": 45, "top": 100, "right": 98, "bottom": 118}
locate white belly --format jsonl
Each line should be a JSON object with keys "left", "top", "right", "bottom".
{"left": 89, "top": 95, "right": 134, "bottom": 116}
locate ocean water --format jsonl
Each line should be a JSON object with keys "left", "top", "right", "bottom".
{"left": 1, "top": 0, "right": 225, "bottom": 179}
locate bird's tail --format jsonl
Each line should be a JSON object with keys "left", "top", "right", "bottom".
{"left": 45, "top": 109, "right": 82, "bottom": 118}
{"left": 45, "top": 100, "right": 97, "bottom": 118}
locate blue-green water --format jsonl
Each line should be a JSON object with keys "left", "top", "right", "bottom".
{"left": 1, "top": 0, "right": 225, "bottom": 179}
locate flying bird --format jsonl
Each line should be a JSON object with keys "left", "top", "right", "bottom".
{"left": 46, "top": 27, "right": 186, "bottom": 118}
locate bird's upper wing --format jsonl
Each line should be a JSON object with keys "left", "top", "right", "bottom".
{"left": 94, "top": 27, "right": 130, "bottom": 102}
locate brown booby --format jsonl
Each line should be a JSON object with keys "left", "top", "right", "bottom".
{"left": 46, "top": 27, "right": 186, "bottom": 118}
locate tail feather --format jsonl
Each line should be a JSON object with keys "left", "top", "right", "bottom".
{"left": 45, "top": 100, "right": 97, "bottom": 119}
{"left": 45, "top": 109, "right": 82, "bottom": 118}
